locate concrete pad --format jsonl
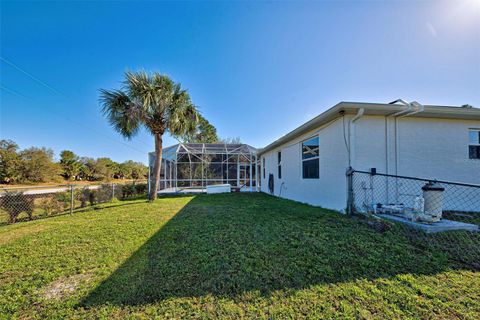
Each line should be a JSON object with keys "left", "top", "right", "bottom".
{"left": 206, "top": 184, "right": 231, "bottom": 194}
{"left": 158, "top": 187, "right": 205, "bottom": 194}
{"left": 376, "top": 214, "right": 479, "bottom": 234}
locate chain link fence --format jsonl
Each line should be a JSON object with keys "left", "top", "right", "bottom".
{"left": 0, "top": 181, "right": 147, "bottom": 225}
{"left": 347, "top": 169, "right": 480, "bottom": 269}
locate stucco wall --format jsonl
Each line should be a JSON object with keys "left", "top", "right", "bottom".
{"left": 353, "top": 116, "right": 480, "bottom": 183}
{"left": 259, "top": 115, "right": 480, "bottom": 211}
{"left": 352, "top": 116, "right": 480, "bottom": 211}
{"left": 260, "top": 118, "right": 349, "bottom": 211}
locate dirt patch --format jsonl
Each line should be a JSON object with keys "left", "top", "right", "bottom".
{"left": 40, "top": 273, "right": 91, "bottom": 300}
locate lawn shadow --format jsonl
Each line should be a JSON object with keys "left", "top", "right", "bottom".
{"left": 81, "top": 193, "right": 462, "bottom": 307}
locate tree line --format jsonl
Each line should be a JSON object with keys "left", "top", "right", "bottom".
{"left": 0, "top": 139, "right": 148, "bottom": 185}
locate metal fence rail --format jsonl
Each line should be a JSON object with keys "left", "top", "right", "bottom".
{"left": 0, "top": 181, "right": 147, "bottom": 225}
{"left": 347, "top": 169, "right": 480, "bottom": 269}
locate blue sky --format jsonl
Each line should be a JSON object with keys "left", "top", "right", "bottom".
{"left": 1, "top": 0, "right": 479, "bottom": 164}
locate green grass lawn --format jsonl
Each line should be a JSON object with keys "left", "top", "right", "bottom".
{"left": 1, "top": 193, "right": 479, "bottom": 319}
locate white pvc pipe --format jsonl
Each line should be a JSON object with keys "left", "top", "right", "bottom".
{"left": 348, "top": 108, "right": 365, "bottom": 168}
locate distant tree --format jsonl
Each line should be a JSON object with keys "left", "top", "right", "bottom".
{"left": 94, "top": 157, "right": 116, "bottom": 181}
{"left": 100, "top": 71, "right": 199, "bottom": 200}
{"left": 1, "top": 139, "right": 148, "bottom": 184}
{"left": 219, "top": 137, "right": 242, "bottom": 144}
{"left": 121, "top": 160, "right": 148, "bottom": 180}
{"left": 0, "top": 140, "right": 19, "bottom": 153}
{"left": 183, "top": 115, "right": 218, "bottom": 143}
{"left": 130, "top": 163, "right": 148, "bottom": 180}
{"left": 19, "top": 147, "right": 61, "bottom": 183}
{"left": 0, "top": 140, "right": 22, "bottom": 184}
{"left": 115, "top": 162, "right": 129, "bottom": 179}
{"left": 78, "top": 157, "right": 96, "bottom": 181}
{"left": 59, "top": 150, "right": 81, "bottom": 181}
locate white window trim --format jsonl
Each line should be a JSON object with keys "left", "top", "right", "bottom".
{"left": 300, "top": 135, "right": 320, "bottom": 179}
{"left": 469, "top": 129, "right": 480, "bottom": 146}
{"left": 469, "top": 129, "right": 480, "bottom": 160}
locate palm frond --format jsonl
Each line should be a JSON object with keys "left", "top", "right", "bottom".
{"left": 124, "top": 71, "right": 155, "bottom": 112}
{"left": 99, "top": 89, "right": 142, "bottom": 139}
{"left": 100, "top": 71, "right": 201, "bottom": 141}
{"left": 168, "top": 99, "right": 199, "bottom": 137}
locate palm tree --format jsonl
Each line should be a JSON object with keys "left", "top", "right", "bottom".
{"left": 100, "top": 71, "right": 198, "bottom": 200}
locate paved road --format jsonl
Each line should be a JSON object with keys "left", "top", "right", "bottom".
{"left": 0, "top": 185, "right": 101, "bottom": 196}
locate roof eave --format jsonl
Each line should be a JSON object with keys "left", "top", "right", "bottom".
{"left": 258, "top": 102, "right": 480, "bottom": 155}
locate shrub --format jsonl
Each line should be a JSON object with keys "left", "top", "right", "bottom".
{"left": 120, "top": 183, "right": 147, "bottom": 199}
{"left": 121, "top": 184, "right": 136, "bottom": 199}
{"left": 75, "top": 187, "right": 105, "bottom": 207}
{"left": 96, "top": 184, "right": 113, "bottom": 203}
{"left": 54, "top": 191, "right": 72, "bottom": 211}
{"left": 0, "top": 191, "right": 35, "bottom": 223}
{"left": 77, "top": 187, "right": 93, "bottom": 208}
{"left": 135, "top": 183, "right": 147, "bottom": 195}
{"left": 38, "top": 196, "right": 64, "bottom": 216}
{"left": 89, "top": 190, "right": 98, "bottom": 206}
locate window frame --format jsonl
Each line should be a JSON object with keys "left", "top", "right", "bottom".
{"left": 469, "top": 129, "right": 480, "bottom": 160}
{"left": 262, "top": 157, "right": 266, "bottom": 179}
{"left": 277, "top": 151, "right": 282, "bottom": 179}
{"left": 301, "top": 135, "right": 320, "bottom": 179}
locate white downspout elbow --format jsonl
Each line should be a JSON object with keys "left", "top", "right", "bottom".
{"left": 352, "top": 107, "right": 365, "bottom": 123}
{"left": 390, "top": 104, "right": 413, "bottom": 117}
{"left": 399, "top": 101, "right": 425, "bottom": 118}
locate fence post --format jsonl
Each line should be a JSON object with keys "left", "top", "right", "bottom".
{"left": 112, "top": 183, "right": 115, "bottom": 201}
{"left": 346, "top": 167, "right": 354, "bottom": 215}
{"left": 69, "top": 185, "right": 74, "bottom": 215}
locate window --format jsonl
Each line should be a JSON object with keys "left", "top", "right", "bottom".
{"left": 262, "top": 157, "right": 266, "bottom": 179}
{"left": 277, "top": 151, "right": 282, "bottom": 179}
{"left": 469, "top": 129, "right": 480, "bottom": 159}
{"left": 302, "top": 136, "right": 319, "bottom": 179}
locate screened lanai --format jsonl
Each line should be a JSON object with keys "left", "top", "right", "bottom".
{"left": 148, "top": 143, "right": 259, "bottom": 194}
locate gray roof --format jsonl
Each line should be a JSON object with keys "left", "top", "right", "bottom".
{"left": 259, "top": 101, "right": 480, "bottom": 155}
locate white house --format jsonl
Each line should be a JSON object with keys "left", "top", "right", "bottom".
{"left": 258, "top": 101, "right": 480, "bottom": 211}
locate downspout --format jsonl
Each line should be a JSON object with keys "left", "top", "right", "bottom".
{"left": 391, "top": 102, "right": 413, "bottom": 176}
{"left": 387, "top": 100, "right": 424, "bottom": 202}
{"left": 395, "top": 101, "right": 425, "bottom": 176}
{"left": 385, "top": 117, "right": 389, "bottom": 202}
{"left": 393, "top": 101, "right": 423, "bottom": 176}
{"left": 348, "top": 108, "right": 365, "bottom": 168}
{"left": 385, "top": 101, "right": 411, "bottom": 202}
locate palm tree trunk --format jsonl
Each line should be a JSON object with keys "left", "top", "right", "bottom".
{"left": 149, "top": 133, "right": 163, "bottom": 200}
